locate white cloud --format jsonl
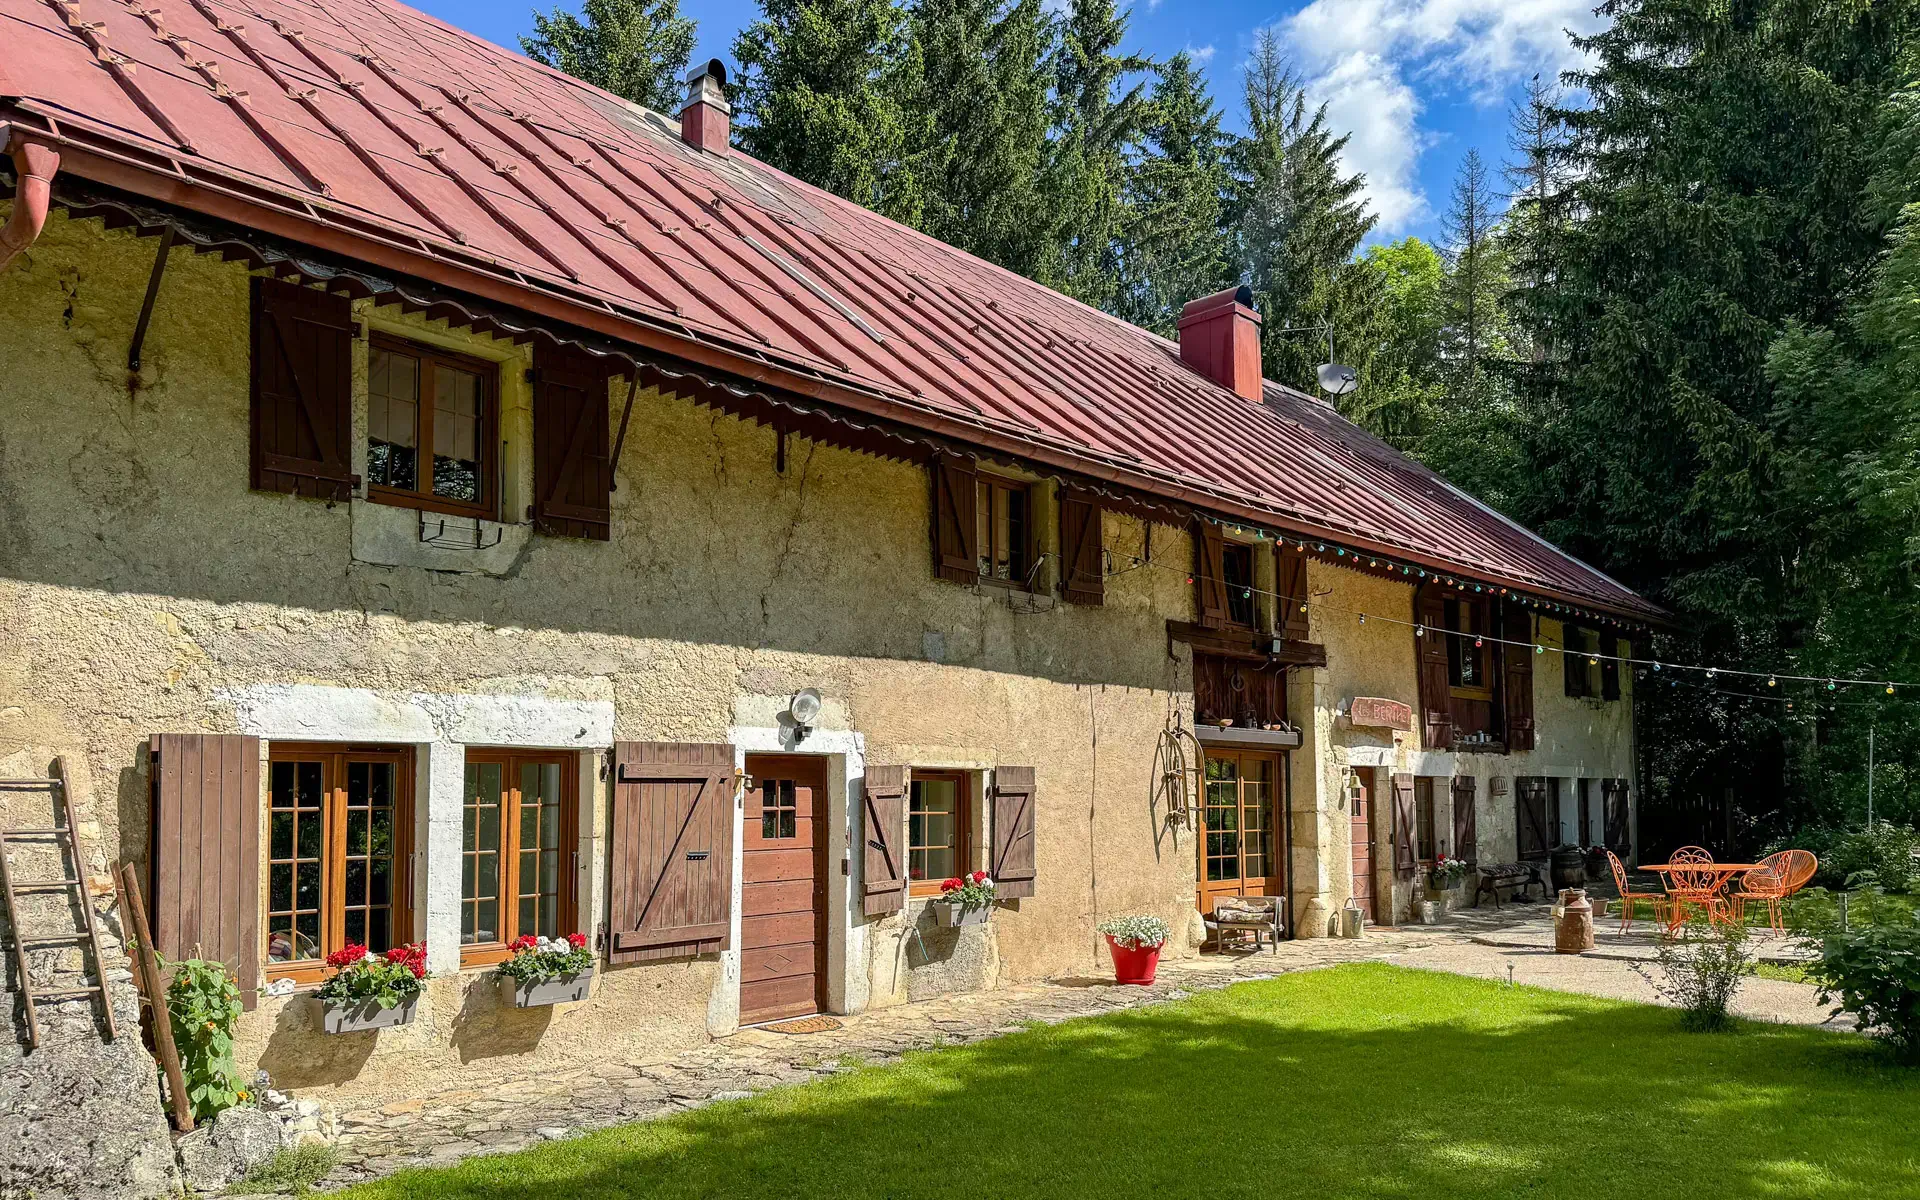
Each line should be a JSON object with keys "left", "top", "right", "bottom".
{"left": 1274, "top": 0, "right": 1606, "bottom": 235}
{"left": 1186, "top": 44, "right": 1216, "bottom": 65}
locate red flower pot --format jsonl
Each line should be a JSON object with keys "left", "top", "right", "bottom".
{"left": 1105, "top": 935, "right": 1162, "bottom": 985}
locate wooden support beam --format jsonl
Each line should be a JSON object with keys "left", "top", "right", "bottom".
{"left": 608, "top": 371, "right": 639, "bottom": 492}
{"left": 127, "top": 225, "right": 174, "bottom": 373}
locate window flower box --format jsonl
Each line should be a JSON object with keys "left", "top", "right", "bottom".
{"left": 314, "top": 942, "right": 426, "bottom": 1035}
{"left": 321, "top": 994, "right": 418, "bottom": 1034}
{"left": 931, "top": 873, "right": 994, "bottom": 927}
{"left": 493, "top": 933, "right": 595, "bottom": 1007}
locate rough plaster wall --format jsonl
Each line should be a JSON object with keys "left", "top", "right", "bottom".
{"left": 0, "top": 214, "right": 1198, "bottom": 1106}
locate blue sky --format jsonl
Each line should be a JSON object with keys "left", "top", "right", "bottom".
{"left": 414, "top": 0, "right": 1607, "bottom": 246}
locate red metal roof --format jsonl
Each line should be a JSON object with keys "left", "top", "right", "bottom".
{"left": 0, "top": 0, "right": 1659, "bottom": 620}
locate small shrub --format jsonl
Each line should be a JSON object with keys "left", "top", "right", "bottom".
{"left": 1632, "top": 917, "right": 1753, "bottom": 1032}
{"left": 1787, "top": 822, "right": 1919, "bottom": 892}
{"left": 228, "top": 1143, "right": 339, "bottom": 1197}
{"left": 164, "top": 958, "right": 246, "bottom": 1121}
{"left": 1807, "top": 911, "right": 1920, "bottom": 1062}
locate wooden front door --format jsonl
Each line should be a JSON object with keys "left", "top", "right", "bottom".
{"left": 1198, "top": 749, "right": 1283, "bottom": 913}
{"left": 1350, "top": 767, "right": 1376, "bottom": 922}
{"left": 741, "top": 755, "right": 827, "bottom": 1025}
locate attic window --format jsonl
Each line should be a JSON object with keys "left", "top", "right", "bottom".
{"left": 366, "top": 335, "right": 498, "bottom": 519}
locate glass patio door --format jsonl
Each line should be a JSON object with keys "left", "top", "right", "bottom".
{"left": 1198, "top": 750, "right": 1283, "bottom": 914}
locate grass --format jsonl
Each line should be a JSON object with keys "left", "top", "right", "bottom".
{"left": 340, "top": 964, "right": 1920, "bottom": 1200}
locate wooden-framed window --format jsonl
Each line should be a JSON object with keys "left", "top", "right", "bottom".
{"left": 265, "top": 744, "right": 413, "bottom": 982}
{"left": 366, "top": 333, "right": 499, "bottom": 519}
{"left": 1564, "top": 625, "right": 1603, "bottom": 698}
{"left": 1445, "top": 598, "right": 1493, "bottom": 698}
{"left": 1222, "top": 542, "right": 1256, "bottom": 628}
{"left": 976, "top": 474, "right": 1035, "bottom": 588}
{"left": 907, "top": 771, "right": 972, "bottom": 895}
{"left": 460, "top": 751, "right": 580, "bottom": 967}
{"left": 1415, "top": 776, "right": 1438, "bottom": 862}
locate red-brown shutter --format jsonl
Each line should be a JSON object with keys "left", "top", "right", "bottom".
{"left": 1391, "top": 774, "right": 1417, "bottom": 877}
{"left": 533, "top": 345, "right": 613, "bottom": 541}
{"left": 149, "top": 734, "right": 261, "bottom": 1009}
{"left": 1278, "top": 544, "right": 1310, "bottom": 640}
{"left": 862, "top": 766, "right": 907, "bottom": 916}
{"left": 1194, "top": 520, "right": 1229, "bottom": 629}
{"left": 990, "top": 766, "right": 1036, "bottom": 899}
{"left": 1516, "top": 777, "right": 1550, "bottom": 859}
{"left": 249, "top": 278, "right": 354, "bottom": 500}
{"left": 1058, "top": 491, "right": 1104, "bottom": 606}
{"left": 608, "top": 742, "right": 735, "bottom": 963}
{"left": 930, "top": 455, "right": 979, "bottom": 585}
{"left": 1502, "top": 600, "right": 1536, "bottom": 751}
{"left": 1415, "top": 588, "right": 1454, "bottom": 751}
{"left": 1451, "top": 775, "right": 1478, "bottom": 864}
{"left": 1601, "top": 632, "right": 1622, "bottom": 701}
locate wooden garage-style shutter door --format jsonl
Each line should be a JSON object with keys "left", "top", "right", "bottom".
{"left": 1501, "top": 601, "right": 1536, "bottom": 751}
{"left": 1194, "top": 520, "right": 1229, "bottom": 629}
{"left": 250, "top": 277, "right": 354, "bottom": 500}
{"left": 930, "top": 455, "right": 979, "bottom": 585}
{"left": 1278, "top": 544, "right": 1310, "bottom": 640}
{"left": 1391, "top": 773, "right": 1417, "bottom": 877}
{"left": 1451, "top": 775, "right": 1478, "bottom": 864}
{"left": 608, "top": 742, "right": 736, "bottom": 963}
{"left": 1515, "top": 777, "right": 1550, "bottom": 859}
{"left": 1603, "top": 779, "right": 1631, "bottom": 850}
{"left": 862, "top": 767, "right": 907, "bottom": 916}
{"left": 1414, "top": 588, "right": 1454, "bottom": 750}
{"left": 1058, "top": 491, "right": 1104, "bottom": 606}
{"left": 150, "top": 734, "right": 261, "bottom": 1009}
{"left": 533, "top": 345, "right": 613, "bottom": 541}
{"left": 990, "top": 766, "right": 1036, "bottom": 899}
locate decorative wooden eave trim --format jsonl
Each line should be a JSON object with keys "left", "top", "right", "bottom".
{"left": 1167, "top": 621, "right": 1328, "bottom": 669}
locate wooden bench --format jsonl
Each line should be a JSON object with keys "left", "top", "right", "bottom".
{"left": 1473, "top": 862, "right": 1546, "bottom": 908}
{"left": 1203, "top": 896, "right": 1285, "bottom": 952}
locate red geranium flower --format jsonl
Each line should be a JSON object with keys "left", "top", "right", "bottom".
{"left": 567, "top": 932, "right": 588, "bottom": 949}
{"left": 511, "top": 935, "right": 539, "bottom": 952}
{"left": 325, "top": 943, "right": 368, "bottom": 969}
{"left": 971, "top": 871, "right": 988, "bottom": 884}
{"left": 941, "top": 877, "right": 963, "bottom": 892}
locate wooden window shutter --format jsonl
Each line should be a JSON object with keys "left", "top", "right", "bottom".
{"left": 1194, "top": 520, "right": 1229, "bottom": 629}
{"left": 249, "top": 278, "right": 354, "bottom": 500}
{"left": 533, "top": 345, "right": 613, "bottom": 540}
{"left": 1515, "top": 777, "right": 1549, "bottom": 859}
{"left": 149, "top": 734, "right": 262, "bottom": 1009}
{"left": 1603, "top": 779, "right": 1631, "bottom": 850}
{"left": 1501, "top": 601, "right": 1536, "bottom": 751}
{"left": 1390, "top": 773, "right": 1417, "bottom": 877}
{"left": 1564, "top": 625, "right": 1589, "bottom": 698}
{"left": 1277, "top": 544, "right": 1310, "bottom": 640}
{"left": 1450, "top": 775, "right": 1478, "bottom": 864}
{"left": 1415, "top": 588, "right": 1454, "bottom": 751}
{"left": 1058, "top": 491, "right": 1104, "bottom": 606}
{"left": 990, "top": 766, "right": 1037, "bottom": 899}
{"left": 608, "top": 742, "right": 735, "bottom": 963}
{"left": 862, "top": 766, "right": 907, "bottom": 916}
{"left": 1600, "top": 633, "right": 1622, "bottom": 701}
{"left": 930, "top": 455, "right": 979, "bottom": 585}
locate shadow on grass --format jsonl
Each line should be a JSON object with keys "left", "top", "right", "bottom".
{"left": 344, "top": 964, "right": 1916, "bottom": 1200}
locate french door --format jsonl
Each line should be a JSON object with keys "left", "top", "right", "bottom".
{"left": 1198, "top": 749, "right": 1285, "bottom": 914}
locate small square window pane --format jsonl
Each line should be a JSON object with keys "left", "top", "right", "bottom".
{"left": 345, "top": 857, "right": 367, "bottom": 906}
{"left": 367, "top": 908, "right": 391, "bottom": 953}
{"left": 296, "top": 811, "right": 321, "bottom": 860}
{"left": 347, "top": 809, "right": 368, "bottom": 858}
{"left": 344, "top": 908, "right": 365, "bottom": 948}
{"left": 270, "top": 811, "right": 294, "bottom": 860}
{"left": 296, "top": 862, "right": 321, "bottom": 909}
{"left": 296, "top": 762, "right": 323, "bottom": 808}
{"left": 269, "top": 863, "right": 292, "bottom": 912}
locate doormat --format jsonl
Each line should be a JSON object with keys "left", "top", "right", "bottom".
{"left": 760, "top": 1015, "right": 844, "bottom": 1035}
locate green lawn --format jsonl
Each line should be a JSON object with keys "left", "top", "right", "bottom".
{"left": 341, "top": 964, "right": 1920, "bottom": 1200}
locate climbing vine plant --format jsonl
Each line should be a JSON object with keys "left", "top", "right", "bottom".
{"left": 165, "top": 958, "right": 247, "bottom": 1121}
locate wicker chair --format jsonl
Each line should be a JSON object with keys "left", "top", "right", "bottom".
{"left": 1663, "top": 846, "right": 1728, "bottom": 933}
{"left": 1605, "top": 850, "right": 1669, "bottom": 934}
{"left": 1733, "top": 849, "right": 1818, "bottom": 932}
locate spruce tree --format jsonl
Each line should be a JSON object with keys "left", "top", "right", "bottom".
{"left": 1115, "top": 50, "right": 1231, "bottom": 335}
{"left": 1440, "top": 148, "right": 1506, "bottom": 379}
{"left": 1049, "top": 0, "right": 1151, "bottom": 311}
{"left": 522, "top": 0, "right": 696, "bottom": 114}
{"left": 731, "top": 0, "right": 926, "bottom": 225}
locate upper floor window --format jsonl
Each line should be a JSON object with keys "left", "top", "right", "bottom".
{"left": 1445, "top": 598, "right": 1492, "bottom": 697}
{"left": 977, "top": 474, "right": 1034, "bottom": 587}
{"left": 1222, "top": 543, "right": 1256, "bottom": 628}
{"left": 367, "top": 335, "right": 498, "bottom": 518}
{"left": 1564, "top": 625, "right": 1622, "bottom": 701}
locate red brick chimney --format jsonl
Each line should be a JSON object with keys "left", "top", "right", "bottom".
{"left": 1177, "top": 285, "right": 1264, "bottom": 401}
{"left": 679, "top": 59, "right": 731, "bottom": 154}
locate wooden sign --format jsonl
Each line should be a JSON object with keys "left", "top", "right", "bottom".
{"left": 1348, "top": 696, "right": 1413, "bottom": 731}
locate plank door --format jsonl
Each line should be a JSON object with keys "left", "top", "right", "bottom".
{"left": 1197, "top": 749, "right": 1284, "bottom": 914}
{"left": 1349, "top": 766, "right": 1376, "bottom": 922}
{"left": 740, "top": 755, "right": 828, "bottom": 1025}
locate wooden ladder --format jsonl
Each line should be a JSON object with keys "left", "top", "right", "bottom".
{"left": 0, "top": 758, "right": 118, "bottom": 1049}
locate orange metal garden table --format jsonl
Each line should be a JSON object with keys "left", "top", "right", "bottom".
{"left": 1640, "top": 863, "right": 1761, "bottom": 929}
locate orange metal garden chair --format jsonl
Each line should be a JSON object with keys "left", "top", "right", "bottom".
{"left": 1663, "top": 846, "right": 1729, "bottom": 933}
{"left": 1606, "top": 849, "right": 1669, "bottom": 934}
{"left": 1732, "top": 849, "right": 1818, "bottom": 932}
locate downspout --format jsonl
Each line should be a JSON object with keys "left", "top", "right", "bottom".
{"left": 0, "top": 132, "right": 59, "bottom": 274}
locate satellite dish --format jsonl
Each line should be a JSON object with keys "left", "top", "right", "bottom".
{"left": 1317, "top": 363, "right": 1359, "bottom": 397}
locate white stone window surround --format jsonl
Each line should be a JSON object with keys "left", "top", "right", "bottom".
{"left": 222, "top": 683, "right": 614, "bottom": 976}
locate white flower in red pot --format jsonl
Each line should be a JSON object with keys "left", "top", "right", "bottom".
{"left": 1096, "top": 915, "right": 1170, "bottom": 985}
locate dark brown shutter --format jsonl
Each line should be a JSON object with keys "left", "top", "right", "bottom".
{"left": 149, "top": 734, "right": 261, "bottom": 1009}
{"left": 1194, "top": 520, "right": 1229, "bottom": 629}
{"left": 1058, "top": 491, "right": 1105, "bottom": 606}
{"left": 1601, "top": 632, "right": 1622, "bottom": 701}
{"left": 862, "top": 766, "right": 907, "bottom": 916}
{"left": 930, "top": 455, "right": 979, "bottom": 585}
{"left": 990, "top": 766, "right": 1036, "bottom": 899}
{"left": 1278, "top": 544, "right": 1310, "bottom": 640}
{"left": 249, "top": 278, "right": 354, "bottom": 500}
{"left": 1564, "top": 625, "right": 1589, "bottom": 698}
{"left": 1415, "top": 588, "right": 1453, "bottom": 751}
{"left": 1501, "top": 601, "right": 1535, "bottom": 751}
{"left": 1451, "top": 775, "right": 1478, "bottom": 864}
{"left": 1603, "top": 779, "right": 1631, "bottom": 850}
{"left": 1391, "top": 773, "right": 1416, "bottom": 877}
{"left": 1515, "top": 777, "right": 1549, "bottom": 859}
{"left": 533, "top": 345, "right": 613, "bottom": 540}
{"left": 608, "top": 742, "right": 735, "bottom": 963}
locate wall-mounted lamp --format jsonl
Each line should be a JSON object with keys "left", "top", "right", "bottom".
{"left": 787, "top": 688, "right": 823, "bottom": 744}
